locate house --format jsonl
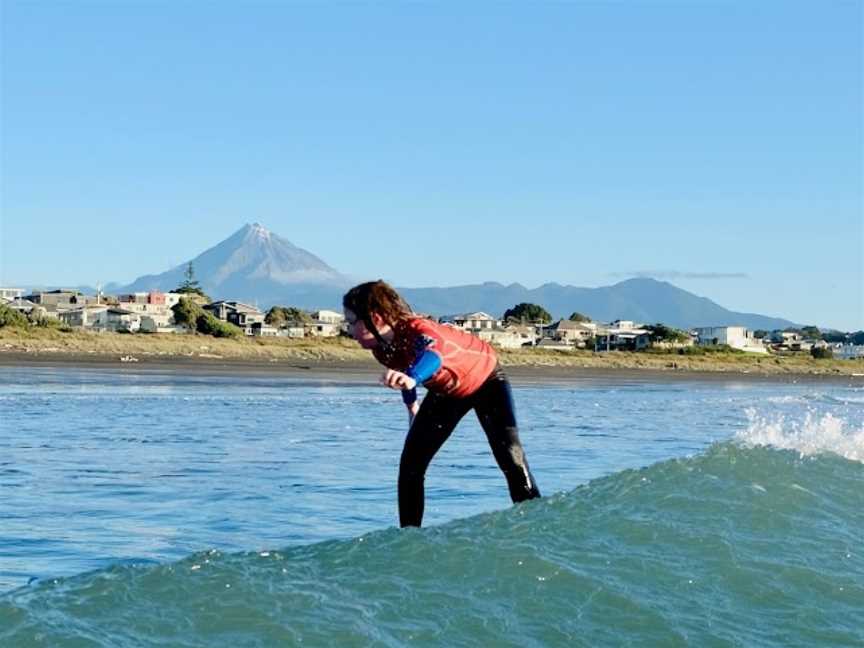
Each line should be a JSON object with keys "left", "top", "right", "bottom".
{"left": 102, "top": 308, "right": 141, "bottom": 333}
{"left": 305, "top": 310, "right": 345, "bottom": 337}
{"left": 595, "top": 321, "right": 652, "bottom": 351}
{"left": 203, "top": 301, "right": 265, "bottom": 327}
{"left": 278, "top": 326, "right": 306, "bottom": 339}
{"left": 835, "top": 344, "right": 864, "bottom": 360}
{"left": 117, "top": 292, "right": 150, "bottom": 305}
{"left": 536, "top": 338, "right": 577, "bottom": 352}
{"left": 440, "top": 312, "right": 503, "bottom": 332}
{"left": 249, "top": 322, "right": 280, "bottom": 337}
{"left": 114, "top": 293, "right": 177, "bottom": 331}
{"left": 5, "top": 298, "right": 42, "bottom": 317}
{"left": 505, "top": 324, "right": 539, "bottom": 346}
{"left": 118, "top": 290, "right": 175, "bottom": 306}
{"left": 0, "top": 288, "right": 24, "bottom": 302}
{"left": 767, "top": 331, "right": 814, "bottom": 352}
{"left": 307, "top": 321, "right": 341, "bottom": 337}
{"left": 139, "top": 315, "right": 186, "bottom": 334}
{"left": 58, "top": 305, "right": 109, "bottom": 328}
{"left": 24, "top": 289, "right": 82, "bottom": 307}
{"left": 771, "top": 331, "right": 801, "bottom": 344}
{"left": 546, "top": 319, "right": 597, "bottom": 346}
{"left": 695, "top": 326, "right": 768, "bottom": 354}
{"left": 311, "top": 309, "right": 344, "bottom": 325}
{"left": 477, "top": 327, "right": 534, "bottom": 349}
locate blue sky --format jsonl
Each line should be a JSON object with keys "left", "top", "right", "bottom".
{"left": 1, "top": 1, "right": 861, "bottom": 330}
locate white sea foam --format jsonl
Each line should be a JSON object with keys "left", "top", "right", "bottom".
{"left": 737, "top": 409, "right": 864, "bottom": 463}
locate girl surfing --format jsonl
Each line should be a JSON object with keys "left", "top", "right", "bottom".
{"left": 343, "top": 280, "right": 541, "bottom": 527}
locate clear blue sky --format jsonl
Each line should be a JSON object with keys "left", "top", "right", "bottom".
{"left": 1, "top": 1, "right": 861, "bottom": 330}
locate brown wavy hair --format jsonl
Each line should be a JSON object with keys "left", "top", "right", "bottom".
{"left": 343, "top": 280, "right": 413, "bottom": 345}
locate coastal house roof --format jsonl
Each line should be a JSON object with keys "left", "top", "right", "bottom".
{"left": 204, "top": 301, "right": 262, "bottom": 314}
{"left": 441, "top": 311, "right": 498, "bottom": 321}
{"left": 550, "top": 319, "right": 595, "bottom": 331}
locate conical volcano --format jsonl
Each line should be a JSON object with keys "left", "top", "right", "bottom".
{"left": 114, "top": 224, "right": 351, "bottom": 308}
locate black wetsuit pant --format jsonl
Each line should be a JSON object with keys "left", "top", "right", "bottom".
{"left": 398, "top": 366, "right": 541, "bottom": 527}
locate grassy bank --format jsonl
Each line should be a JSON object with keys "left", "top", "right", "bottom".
{"left": 1, "top": 326, "right": 861, "bottom": 376}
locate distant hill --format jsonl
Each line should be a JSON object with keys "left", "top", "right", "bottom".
{"left": 400, "top": 278, "right": 798, "bottom": 331}
{"left": 109, "top": 223, "right": 352, "bottom": 309}
{"left": 86, "top": 223, "right": 800, "bottom": 329}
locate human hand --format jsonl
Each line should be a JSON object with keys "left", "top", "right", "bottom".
{"left": 381, "top": 369, "right": 417, "bottom": 391}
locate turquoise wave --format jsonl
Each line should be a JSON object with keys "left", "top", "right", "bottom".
{"left": 2, "top": 443, "right": 862, "bottom": 647}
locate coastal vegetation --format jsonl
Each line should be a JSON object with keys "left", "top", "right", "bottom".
{"left": 0, "top": 303, "right": 29, "bottom": 328}
{"left": 265, "top": 306, "right": 312, "bottom": 326}
{"left": 170, "top": 297, "right": 242, "bottom": 338}
{"left": 2, "top": 325, "right": 861, "bottom": 376}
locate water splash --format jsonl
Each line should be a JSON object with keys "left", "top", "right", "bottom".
{"left": 738, "top": 408, "right": 864, "bottom": 463}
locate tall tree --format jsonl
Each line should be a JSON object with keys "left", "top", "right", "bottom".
{"left": 800, "top": 326, "right": 822, "bottom": 340}
{"left": 503, "top": 303, "right": 552, "bottom": 324}
{"left": 173, "top": 262, "right": 209, "bottom": 301}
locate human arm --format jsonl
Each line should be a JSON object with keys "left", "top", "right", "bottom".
{"left": 381, "top": 347, "right": 443, "bottom": 421}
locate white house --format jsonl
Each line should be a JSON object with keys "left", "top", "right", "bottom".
{"left": 835, "top": 344, "right": 864, "bottom": 360}
{"left": 102, "top": 308, "right": 142, "bottom": 333}
{"left": 307, "top": 321, "right": 341, "bottom": 337}
{"left": 440, "top": 312, "right": 503, "bottom": 332}
{"left": 0, "top": 288, "right": 24, "bottom": 302}
{"left": 58, "top": 305, "right": 109, "bottom": 328}
{"left": 312, "top": 310, "right": 344, "bottom": 325}
{"left": 278, "top": 326, "right": 306, "bottom": 339}
{"left": 536, "top": 338, "right": 577, "bottom": 352}
{"left": 694, "top": 326, "right": 768, "bottom": 354}
{"left": 477, "top": 327, "right": 533, "bottom": 349}
{"left": 249, "top": 322, "right": 280, "bottom": 337}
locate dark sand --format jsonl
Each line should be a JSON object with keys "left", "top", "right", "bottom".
{"left": 2, "top": 351, "right": 861, "bottom": 386}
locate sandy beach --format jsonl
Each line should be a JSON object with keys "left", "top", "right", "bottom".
{"left": 2, "top": 327, "right": 862, "bottom": 383}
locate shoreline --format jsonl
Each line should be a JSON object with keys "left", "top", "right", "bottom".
{"left": 2, "top": 351, "right": 862, "bottom": 385}
{"left": 2, "top": 328, "right": 862, "bottom": 384}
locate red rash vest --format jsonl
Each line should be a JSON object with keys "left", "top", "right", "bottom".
{"left": 372, "top": 318, "right": 498, "bottom": 398}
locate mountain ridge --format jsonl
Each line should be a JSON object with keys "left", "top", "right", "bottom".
{"left": 24, "top": 224, "right": 800, "bottom": 330}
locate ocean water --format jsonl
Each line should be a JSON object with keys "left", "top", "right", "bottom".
{"left": 0, "top": 366, "right": 862, "bottom": 646}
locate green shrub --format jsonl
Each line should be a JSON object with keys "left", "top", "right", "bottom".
{"left": 678, "top": 344, "right": 742, "bottom": 356}
{"left": 0, "top": 304, "right": 29, "bottom": 328}
{"left": 196, "top": 313, "right": 243, "bottom": 338}
{"left": 172, "top": 297, "right": 206, "bottom": 330}
{"left": 266, "top": 306, "right": 311, "bottom": 326}
{"left": 811, "top": 346, "right": 833, "bottom": 359}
